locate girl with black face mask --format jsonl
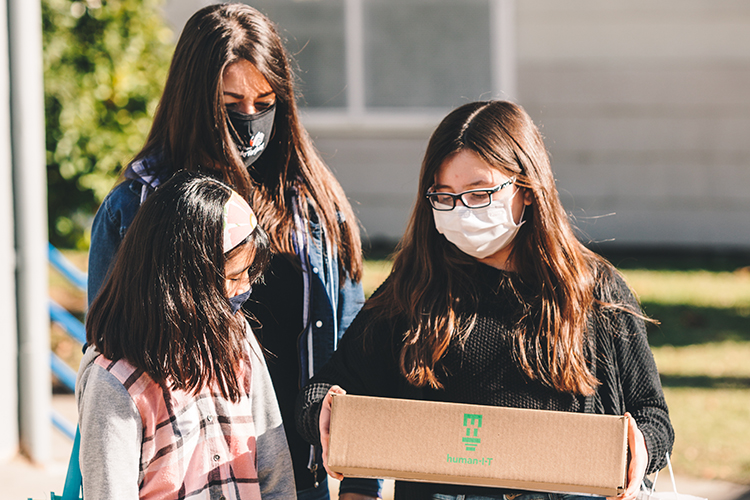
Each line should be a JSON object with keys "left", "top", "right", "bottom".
{"left": 226, "top": 102, "right": 276, "bottom": 168}
{"left": 87, "top": 4, "right": 376, "bottom": 499}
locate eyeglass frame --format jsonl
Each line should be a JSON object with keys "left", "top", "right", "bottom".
{"left": 425, "top": 176, "right": 517, "bottom": 211}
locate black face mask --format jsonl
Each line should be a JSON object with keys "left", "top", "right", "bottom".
{"left": 226, "top": 102, "right": 276, "bottom": 168}
{"left": 228, "top": 287, "right": 252, "bottom": 315}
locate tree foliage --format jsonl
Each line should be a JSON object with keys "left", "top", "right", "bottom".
{"left": 43, "top": 0, "right": 174, "bottom": 248}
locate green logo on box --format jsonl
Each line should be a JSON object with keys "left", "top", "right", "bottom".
{"left": 462, "top": 413, "right": 482, "bottom": 451}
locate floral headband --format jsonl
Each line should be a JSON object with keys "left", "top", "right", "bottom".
{"left": 223, "top": 191, "right": 258, "bottom": 253}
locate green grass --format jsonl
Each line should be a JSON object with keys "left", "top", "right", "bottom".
{"left": 621, "top": 267, "right": 750, "bottom": 483}
{"left": 624, "top": 269, "right": 750, "bottom": 308}
{"left": 662, "top": 387, "right": 750, "bottom": 482}
{"left": 362, "top": 259, "right": 393, "bottom": 298}
{"left": 621, "top": 269, "right": 750, "bottom": 349}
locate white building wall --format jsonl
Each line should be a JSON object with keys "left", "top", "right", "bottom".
{"left": 516, "top": 0, "right": 750, "bottom": 249}
{"left": 313, "top": 134, "right": 426, "bottom": 245}
{"left": 165, "top": 0, "right": 750, "bottom": 250}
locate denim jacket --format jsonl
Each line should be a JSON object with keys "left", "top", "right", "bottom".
{"left": 87, "top": 177, "right": 367, "bottom": 356}
{"left": 87, "top": 165, "right": 381, "bottom": 498}
{"left": 87, "top": 179, "right": 143, "bottom": 305}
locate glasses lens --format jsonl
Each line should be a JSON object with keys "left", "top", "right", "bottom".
{"left": 462, "top": 191, "right": 492, "bottom": 208}
{"left": 428, "top": 193, "right": 454, "bottom": 210}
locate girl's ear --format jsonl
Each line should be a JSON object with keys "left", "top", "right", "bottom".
{"left": 522, "top": 187, "right": 534, "bottom": 206}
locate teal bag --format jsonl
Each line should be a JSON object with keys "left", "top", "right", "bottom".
{"left": 48, "top": 426, "right": 83, "bottom": 500}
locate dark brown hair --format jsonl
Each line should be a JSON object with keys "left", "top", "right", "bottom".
{"left": 136, "top": 2, "right": 362, "bottom": 282}
{"left": 366, "top": 101, "right": 615, "bottom": 394}
{"left": 86, "top": 171, "right": 271, "bottom": 402}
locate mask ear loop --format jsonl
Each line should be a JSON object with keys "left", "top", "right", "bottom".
{"left": 504, "top": 186, "right": 526, "bottom": 228}
{"left": 513, "top": 203, "right": 526, "bottom": 228}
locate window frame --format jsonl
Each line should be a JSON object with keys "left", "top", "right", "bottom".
{"left": 300, "top": 0, "right": 517, "bottom": 132}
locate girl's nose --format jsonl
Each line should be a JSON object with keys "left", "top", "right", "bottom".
{"left": 236, "top": 101, "right": 256, "bottom": 114}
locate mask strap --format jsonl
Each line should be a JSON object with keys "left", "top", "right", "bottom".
{"left": 504, "top": 186, "right": 526, "bottom": 227}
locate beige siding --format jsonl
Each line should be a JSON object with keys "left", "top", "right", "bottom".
{"left": 517, "top": 0, "right": 750, "bottom": 248}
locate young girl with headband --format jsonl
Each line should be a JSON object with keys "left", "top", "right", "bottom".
{"left": 77, "top": 171, "right": 296, "bottom": 499}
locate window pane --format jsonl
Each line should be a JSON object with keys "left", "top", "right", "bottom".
{"left": 363, "top": 0, "right": 492, "bottom": 109}
{"left": 250, "top": 0, "right": 347, "bottom": 109}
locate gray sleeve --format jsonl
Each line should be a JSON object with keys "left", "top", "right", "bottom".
{"left": 247, "top": 327, "right": 298, "bottom": 499}
{"left": 77, "top": 360, "right": 142, "bottom": 500}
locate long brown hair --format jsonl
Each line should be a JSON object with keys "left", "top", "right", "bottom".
{"left": 136, "top": 2, "right": 361, "bottom": 282}
{"left": 366, "top": 101, "right": 610, "bottom": 394}
{"left": 86, "top": 172, "right": 271, "bottom": 402}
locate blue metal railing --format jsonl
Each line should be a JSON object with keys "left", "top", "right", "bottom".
{"left": 50, "top": 352, "right": 78, "bottom": 393}
{"left": 49, "top": 300, "right": 86, "bottom": 345}
{"left": 49, "top": 243, "right": 87, "bottom": 291}
{"left": 48, "top": 243, "right": 86, "bottom": 438}
{"left": 51, "top": 409, "right": 77, "bottom": 441}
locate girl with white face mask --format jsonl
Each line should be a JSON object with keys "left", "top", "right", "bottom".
{"left": 429, "top": 150, "right": 531, "bottom": 268}
{"left": 296, "top": 101, "right": 674, "bottom": 500}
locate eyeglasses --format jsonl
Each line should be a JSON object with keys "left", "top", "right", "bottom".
{"left": 426, "top": 177, "right": 516, "bottom": 211}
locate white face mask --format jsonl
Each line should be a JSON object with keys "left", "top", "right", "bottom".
{"left": 433, "top": 190, "right": 524, "bottom": 259}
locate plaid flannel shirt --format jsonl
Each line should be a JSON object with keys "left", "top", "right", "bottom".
{"left": 95, "top": 343, "right": 263, "bottom": 500}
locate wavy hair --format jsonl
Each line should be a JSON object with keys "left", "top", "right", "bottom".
{"left": 366, "top": 101, "right": 610, "bottom": 394}
{"left": 136, "top": 2, "right": 361, "bottom": 282}
{"left": 86, "top": 171, "right": 271, "bottom": 402}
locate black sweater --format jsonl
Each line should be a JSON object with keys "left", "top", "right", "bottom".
{"left": 295, "top": 263, "right": 674, "bottom": 499}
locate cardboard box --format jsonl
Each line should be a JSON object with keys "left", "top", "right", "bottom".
{"left": 328, "top": 394, "right": 628, "bottom": 496}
